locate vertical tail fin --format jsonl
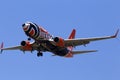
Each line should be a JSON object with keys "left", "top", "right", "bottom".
{"left": 67, "top": 29, "right": 76, "bottom": 51}
{"left": 66, "top": 29, "right": 76, "bottom": 58}
{"left": 68, "top": 29, "right": 76, "bottom": 39}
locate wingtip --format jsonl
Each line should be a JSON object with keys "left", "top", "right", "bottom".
{"left": 93, "top": 50, "right": 98, "bottom": 52}
{"left": 0, "top": 42, "right": 4, "bottom": 53}
{"left": 115, "top": 29, "right": 119, "bottom": 37}
{"left": 112, "top": 29, "right": 119, "bottom": 38}
{"left": 88, "top": 50, "right": 98, "bottom": 52}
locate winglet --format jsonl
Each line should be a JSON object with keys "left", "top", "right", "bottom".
{"left": 112, "top": 29, "right": 119, "bottom": 38}
{"left": 0, "top": 42, "right": 4, "bottom": 53}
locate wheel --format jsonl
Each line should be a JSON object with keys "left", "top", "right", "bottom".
{"left": 37, "top": 52, "right": 43, "bottom": 57}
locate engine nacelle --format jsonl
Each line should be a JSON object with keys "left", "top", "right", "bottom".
{"left": 20, "top": 41, "right": 32, "bottom": 51}
{"left": 54, "top": 37, "right": 65, "bottom": 47}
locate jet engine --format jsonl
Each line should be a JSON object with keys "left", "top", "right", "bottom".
{"left": 21, "top": 41, "right": 33, "bottom": 51}
{"left": 54, "top": 37, "right": 65, "bottom": 47}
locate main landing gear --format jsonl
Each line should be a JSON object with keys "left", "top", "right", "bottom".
{"left": 37, "top": 52, "right": 43, "bottom": 57}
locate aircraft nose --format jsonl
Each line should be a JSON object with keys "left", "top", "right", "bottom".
{"left": 22, "top": 23, "right": 30, "bottom": 27}
{"left": 22, "top": 23, "right": 30, "bottom": 31}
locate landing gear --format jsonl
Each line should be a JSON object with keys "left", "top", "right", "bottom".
{"left": 37, "top": 52, "right": 43, "bottom": 57}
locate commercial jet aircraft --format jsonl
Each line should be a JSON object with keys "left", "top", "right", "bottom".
{"left": 0, "top": 22, "right": 119, "bottom": 57}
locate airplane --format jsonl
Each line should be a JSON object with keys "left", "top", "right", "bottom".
{"left": 0, "top": 22, "right": 119, "bottom": 57}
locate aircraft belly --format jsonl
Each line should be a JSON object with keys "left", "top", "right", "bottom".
{"left": 53, "top": 48, "right": 69, "bottom": 56}
{"left": 37, "top": 41, "right": 69, "bottom": 56}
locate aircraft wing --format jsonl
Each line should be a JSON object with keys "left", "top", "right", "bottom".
{"left": 0, "top": 42, "right": 36, "bottom": 53}
{"left": 64, "top": 29, "right": 119, "bottom": 47}
{"left": 1, "top": 46, "right": 22, "bottom": 50}
{"left": 0, "top": 45, "right": 22, "bottom": 53}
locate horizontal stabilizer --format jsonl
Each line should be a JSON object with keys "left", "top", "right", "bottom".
{"left": 72, "top": 50, "right": 98, "bottom": 55}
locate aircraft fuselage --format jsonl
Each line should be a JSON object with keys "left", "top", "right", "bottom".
{"left": 22, "top": 22, "right": 72, "bottom": 57}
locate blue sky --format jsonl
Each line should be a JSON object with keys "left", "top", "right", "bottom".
{"left": 0, "top": 0, "right": 120, "bottom": 80}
